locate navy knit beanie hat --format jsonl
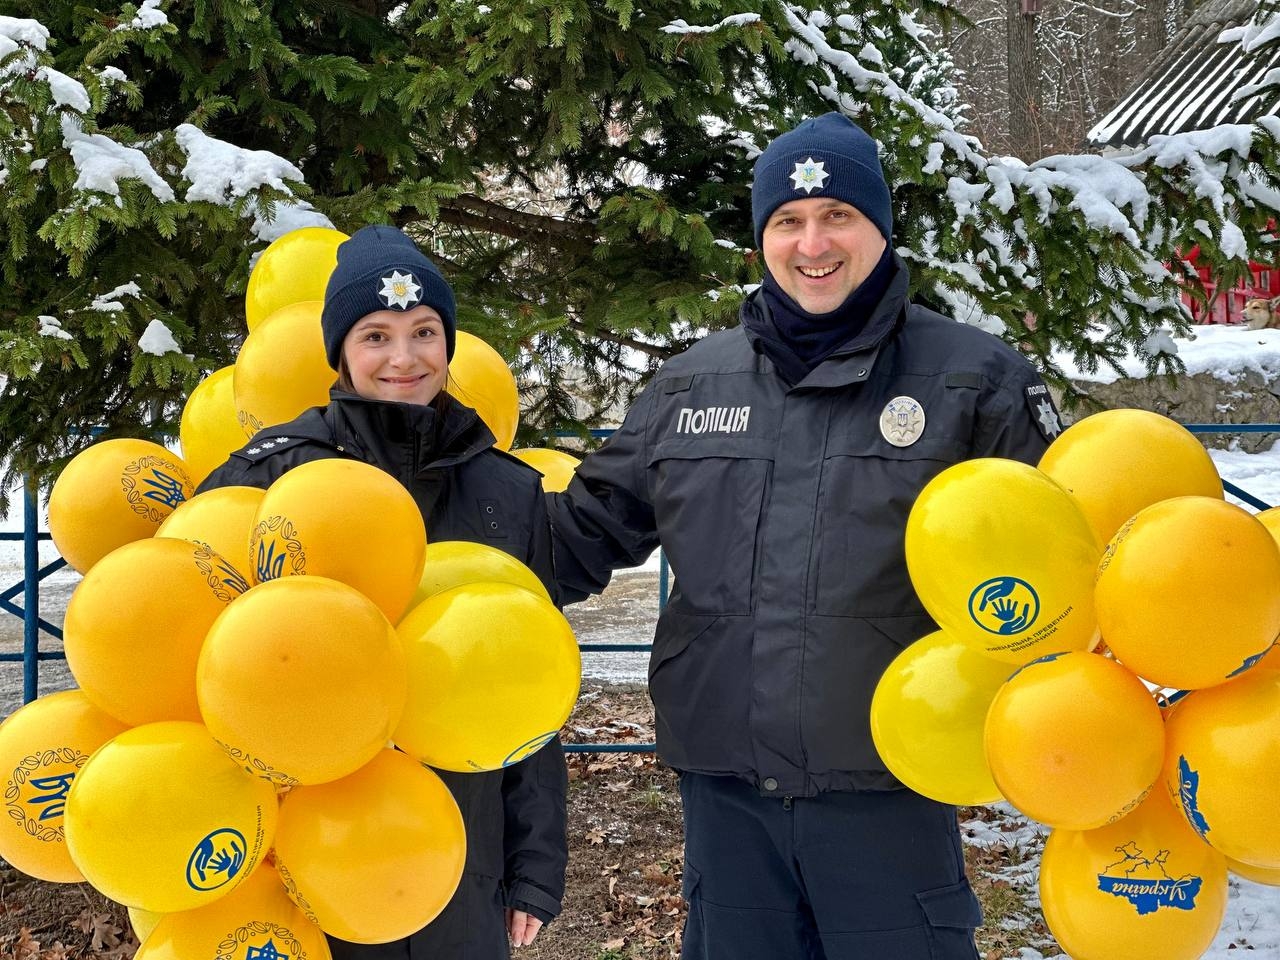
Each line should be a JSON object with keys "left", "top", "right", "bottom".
{"left": 751, "top": 113, "right": 892, "bottom": 248}
{"left": 321, "top": 225, "right": 457, "bottom": 368}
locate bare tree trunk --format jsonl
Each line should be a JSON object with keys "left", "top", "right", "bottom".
{"left": 1008, "top": 0, "right": 1043, "bottom": 158}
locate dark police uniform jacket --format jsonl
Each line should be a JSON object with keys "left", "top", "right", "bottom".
{"left": 549, "top": 256, "right": 1057, "bottom": 798}
{"left": 201, "top": 389, "right": 568, "bottom": 957}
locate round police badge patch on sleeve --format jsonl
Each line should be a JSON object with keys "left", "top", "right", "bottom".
{"left": 880, "top": 396, "right": 926, "bottom": 447}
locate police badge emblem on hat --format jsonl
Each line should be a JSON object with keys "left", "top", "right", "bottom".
{"left": 790, "top": 157, "right": 829, "bottom": 194}
{"left": 880, "top": 396, "right": 925, "bottom": 447}
{"left": 378, "top": 270, "right": 422, "bottom": 310}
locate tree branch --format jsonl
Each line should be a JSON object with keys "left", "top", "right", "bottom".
{"left": 438, "top": 194, "right": 596, "bottom": 245}
{"left": 567, "top": 318, "right": 677, "bottom": 360}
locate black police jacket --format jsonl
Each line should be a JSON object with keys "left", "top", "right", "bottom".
{"left": 549, "top": 256, "right": 1058, "bottom": 798}
{"left": 200, "top": 389, "right": 568, "bottom": 939}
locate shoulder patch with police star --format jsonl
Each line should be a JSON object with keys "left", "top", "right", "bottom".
{"left": 1025, "top": 383, "right": 1062, "bottom": 441}
{"left": 379, "top": 270, "right": 422, "bottom": 310}
{"left": 790, "top": 157, "right": 829, "bottom": 194}
{"left": 880, "top": 396, "right": 925, "bottom": 447}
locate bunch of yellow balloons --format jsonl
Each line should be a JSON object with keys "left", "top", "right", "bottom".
{"left": 10, "top": 411, "right": 582, "bottom": 945}
{"left": 875, "top": 407, "right": 1280, "bottom": 960}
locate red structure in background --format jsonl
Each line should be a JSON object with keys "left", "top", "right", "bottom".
{"left": 1181, "top": 244, "right": 1280, "bottom": 324}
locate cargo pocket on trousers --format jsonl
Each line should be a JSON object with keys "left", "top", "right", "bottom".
{"left": 917, "top": 880, "right": 983, "bottom": 960}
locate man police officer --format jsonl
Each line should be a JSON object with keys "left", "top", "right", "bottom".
{"left": 548, "top": 113, "right": 1061, "bottom": 960}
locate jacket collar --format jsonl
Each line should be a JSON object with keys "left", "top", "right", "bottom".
{"left": 742, "top": 252, "right": 911, "bottom": 389}
{"left": 324, "top": 389, "right": 496, "bottom": 475}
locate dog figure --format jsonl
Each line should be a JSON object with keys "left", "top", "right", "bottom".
{"left": 1242, "top": 296, "right": 1280, "bottom": 330}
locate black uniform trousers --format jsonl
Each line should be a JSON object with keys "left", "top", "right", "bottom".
{"left": 679, "top": 773, "right": 982, "bottom": 960}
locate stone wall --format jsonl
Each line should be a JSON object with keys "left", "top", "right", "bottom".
{"left": 1064, "top": 370, "right": 1280, "bottom": 452}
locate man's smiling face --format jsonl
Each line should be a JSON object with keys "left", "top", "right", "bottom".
{"left": 761, "top": 198, "right": 887, "bottom": 315}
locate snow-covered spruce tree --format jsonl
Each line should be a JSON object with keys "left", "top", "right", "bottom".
{"left": 4, "top": 0, "right": 1280, "bottom": 511}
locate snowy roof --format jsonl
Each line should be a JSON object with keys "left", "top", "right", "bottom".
{"left": 1088, "top": 0, "right": 1280, "bottom": 149}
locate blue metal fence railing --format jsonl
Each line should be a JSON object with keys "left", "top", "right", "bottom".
{"left": 6, "top": 422, "right": 1277, "bottom": 756}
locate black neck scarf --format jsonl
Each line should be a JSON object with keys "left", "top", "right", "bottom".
{"left": 752, "top": 242, "right": 896, "bottom": 386}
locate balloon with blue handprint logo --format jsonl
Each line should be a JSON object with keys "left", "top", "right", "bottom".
{"left": 905, "top": 458, "right": 1102, "bottom": 664}
{"left": 63, "top": 721, "right": 276, "bottom": 913}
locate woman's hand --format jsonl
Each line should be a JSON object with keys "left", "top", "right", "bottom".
{"left": 506, "top": 908, "right": 544, "bottom": 948}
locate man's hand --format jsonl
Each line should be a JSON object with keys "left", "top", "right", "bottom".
{"left": 506, "top": 908, "right": 544, "bottom": 948}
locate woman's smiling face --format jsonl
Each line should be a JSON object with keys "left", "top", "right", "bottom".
{"left": 341, "top": 305, "right": 448, "bottom": 406}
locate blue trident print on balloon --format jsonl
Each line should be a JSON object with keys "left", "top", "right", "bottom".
{"left": 257, "top": 538, "right": 286, "bottom": 582}
{"left": 246, "top": 941, "right": 286, "bottom": 960}
{"left": 186, "top": 828, "right": 247, "bottom": 891}
{"left": 142, "top": 469, "right": 188, "bottom": 509}
{"left": 968, "top": 576, "right": 1040, "bottom": 635}
{"left": 26, "top": 772, "right": 76, "bottom": 821}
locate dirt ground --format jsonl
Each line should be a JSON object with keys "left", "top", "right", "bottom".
{"left": 0, "top": 683, "right": 1051, "bottom": 960}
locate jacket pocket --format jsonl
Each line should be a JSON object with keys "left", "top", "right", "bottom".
{"left": 647, "top": 439, "right": 772, "bottom": 615}
{"left": 812, "top": 441, "right": 956, "bottom": 618}
{"left": 801, "top": 615, "right": 937, "bottom": 776}
{"left": 917, "top": 880, "right": 983, "bottom": 960}
{"left": 648, "top": 610, "right": 754, "bottom": 775}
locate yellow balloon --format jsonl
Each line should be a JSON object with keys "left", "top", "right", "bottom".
{"left": 394, "top": 583, "right": 580, "bottom": 772}
{"left": 128, "top": 906, "right": 166, "bottom": 944}
{"left": 1039, "top": 788, "right": 1228, "bottom": 960}
{"left": 179, "top": 367, "right": 245, "bottom": 487}
{"left": 273, "top": 749, "right": 465, "bottom": 944}
{"left": 1096, "top": 496, "right": 1280, "bottom": 690}
{"left": 510, "top": 447, "right": 581, "bottom": 493}
{"left": 199, "top": 577, "right": 406, "bottom": 786}
{"left": 64, "top": 721, "right": 277, "bottom": 913}
{"left": 251, "top": 458, "right": 426, "bottom": 622}
{"left": 1039, "top": 409, "right": 1223, "bottom": 548}
{"left": 64, "top": 538, "right": 249, "bottom": 727}
{"left": 984, "top": 651, "right": 1165, "bottom": 830}
{"left": 904, "top": 459, "right": 1101, "bottom": 664}
{"left": 447, "top": 331, "right": 518, "bottom": 451}
{"left": 1228, "top": 857, "right": 1280, "bottom": 885}
{"left": 137, "top": 861, "right": 331, "bottom": 960}
{"left": 1258, "top": 506, "right": 1280, "bottom": 548}
{"left": 1164, "top": 668, "right": 1280, "bottom": 868}
{"left": 234, "top": 301, "right": 334, "bottom": 438}
{"left": 156, "top": 485, "right": 265, "bottom": 576}
{"left": 0, "top": 691, "right": 128, "bottom": 883}
{"left": 49, "top": 438, "right": 195, "bottom": 574}
{"left": 407, "top": 540, "right": 549, "bottom": 616}
{"left": 869, "top": 630, "right": 1008, "bottom": 806}
{"left": 245, "top": 227, "right": 347, "bottom": 332}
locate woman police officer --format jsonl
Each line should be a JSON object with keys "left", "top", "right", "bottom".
{"left": 201, "top": 224, "right": 568, "bottom": 958}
